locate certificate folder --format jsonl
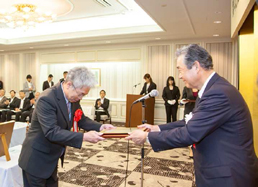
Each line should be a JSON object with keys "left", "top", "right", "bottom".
{"left": 101, "top": 127, "right": 149, "bottom": 138}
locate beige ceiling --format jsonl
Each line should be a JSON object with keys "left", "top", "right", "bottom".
{"left": 0, "top": 0, "right": 231, "bottom": 52}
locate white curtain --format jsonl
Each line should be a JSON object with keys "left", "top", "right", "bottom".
{"left": 206, "top": 42, "right": 238, "bottom": 88}
{"left": 147, "top": 45, "right": 171, "bottom": 99}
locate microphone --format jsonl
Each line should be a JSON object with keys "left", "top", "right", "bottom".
{"left": 133, "top": 83, "right": 141, "bottom": 88}
{"left": 133, "top": 89, "right": 159, "bottom": 104}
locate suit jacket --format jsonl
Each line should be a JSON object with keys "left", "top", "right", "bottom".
{"left": 0, "top": 96, "right": 8, "bottom": 108}
{"left": 140, "top": 82, "right": 157, "bottom": 95}
{"left": 95, "top": 98, "right": 110, "bottom": 116}
{"left": 42, "top": 80, "right": 54, "bottom": 91}
{"left": 19, "top": 82, "right": 102, "bottom": 179}
{"left": 182, "top": 87, "right": 197, "bottom": 115}
{"left": 148, "top": 73, "right": 258, "bottom": 187}
{"left": 8, "top": 97, "right": 20, "bottom": 110}
{"left": 17, "top": 98, "right": 32, "bottom": 112}
{"left": 23, "top": 81, "right": 36, "bottom": 98}
{"left": 162, "top": 86, "right": 181, "bottom": 106}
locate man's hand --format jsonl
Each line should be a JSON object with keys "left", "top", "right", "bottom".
{"left": 100, "top": 124, "right": 116, "bottom": 131}
{"left": 83, "top": 131, "right": 104, "bottom": 143}
{"left": 15, "top": 108, "right": 21, "bottom": 112}
{"left": 97, "top": 100, "right": 101, "bottom": 107}
{"left": 125, "top": 130, "right": 148, "bottom": 145}
{"left": 137, "top": 124, "right": 160, "bottom": 132}
{"left": 29, "top": 88, "right": 33, "bottom": 91}
{"left": 4, "top": 100, "right": 9, "bottom": 105}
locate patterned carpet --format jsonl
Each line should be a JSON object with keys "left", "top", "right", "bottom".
{"left": 58, "top": 125, "right": 195, "bottom": 187}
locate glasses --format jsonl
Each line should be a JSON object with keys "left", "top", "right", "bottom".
{"left": 72, "top": 85, "right": 86, "bottom": 99}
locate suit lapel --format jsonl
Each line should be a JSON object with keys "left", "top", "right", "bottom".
{"left": 55, "top": 82, "right": 70, "bottom": 127}
{"left": 193, "top": 73, "right": 220, "bottom": 111}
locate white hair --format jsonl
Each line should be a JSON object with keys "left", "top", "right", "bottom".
{"left": 65, "top": 67, "right": 97, "bottom": 88}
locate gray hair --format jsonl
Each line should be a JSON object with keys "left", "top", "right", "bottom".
{"left": 66, "top": 67, "right": 97, "bottom": 89}
{"left": 176, "top": 44, "right": 213, "bottom": 70}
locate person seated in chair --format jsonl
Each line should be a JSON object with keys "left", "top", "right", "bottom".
{"left": 0, "top": 89, "right": 8, "bottom": 121}
{"left": 94, "top": 90, "right": 110, "bottom": 122}
{"left": 6, "top": 90, "right": 31, "bottom": 121}
{"left": 1, "top": 90, "right": 20, "bottom": 122}
{"left": 20, "top": 92, "right": 40, "bottom": 123}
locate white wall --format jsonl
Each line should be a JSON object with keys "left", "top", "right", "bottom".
{"left": 0, "top": 38, "right": 237, "bottom": 124}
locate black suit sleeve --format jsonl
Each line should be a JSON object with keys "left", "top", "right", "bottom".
{"left": 36, "top": 96, "right": 84, "bottom": 148}
{"left": 175, "top": 87, "right": 181, "bottom": 101}
{"left": 140, "top": 83, "right": 146, "bottom": 95}
{"left": 149, "top": 89, "right": 231, "bottom": 151}
{"left": 10, "top": 98, "right": 20, "bottom": 109}
{"left": 0, "top": 97, "right": 7, "bottom": 108}
{"left": 162, "top": 87, "right": 168, "bottom": 102}
{"left": 95, "top": 99, "right": 100, "bottom": 109}
{"left": 21, "top": 98, "right": 32, "bottom": 112}
{"left": 182, "top": 87, "right": 187, "bottom": 99}
{"left": 101, "top": 99, "right": 109, "bottom": 110}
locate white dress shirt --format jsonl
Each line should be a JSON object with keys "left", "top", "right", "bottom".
{"left": 198, "top": 72, "right": 215, "bottom": 99}
{"left": 146, "top": 83, "right": 150, "bottom": 93}
{"left": 19, "top": 98, "right": 25, "bottom": 109}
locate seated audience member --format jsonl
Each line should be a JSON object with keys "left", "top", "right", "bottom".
{"left": 0, "top": 80, "right": 3, "bottom": 89}
{"left": 95, "top": 90, "right": 110, "bottom": 122}
{"left": 20, "top": 92, "right": 40, "bottom": 122}
{"left": 23, "top": 74, "right": 36, "bottom": 98}
{"left": 1, "top": 90, "right": 20, "bottom": 122}
{"left": 60, "top": 71, "right": 68, "bottom": 82}
{"left": 0, "top": 89, "right": 8, "bottom": 121}
{"left": 6, "top": 90, "right": 31, "bottom": 121}
{"left": 42, "top": 74, "right": 54, "bottom": 91}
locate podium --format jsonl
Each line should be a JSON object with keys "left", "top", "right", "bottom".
{"left": 125, "top": 94, "right": 155, "bottom": 127}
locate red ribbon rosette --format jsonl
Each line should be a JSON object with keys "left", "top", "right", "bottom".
{"left": 73, "top": 109, "right": 83, "bottom": 132}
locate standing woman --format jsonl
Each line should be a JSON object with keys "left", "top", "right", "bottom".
{"left": 162, "top": 76, "right": 180, "bottom": 122}
{"left": 181, "top": 87, "right": 198, "bottom": 116}
{"left": 140, "top": 73, "right": 157, "bottom": 95}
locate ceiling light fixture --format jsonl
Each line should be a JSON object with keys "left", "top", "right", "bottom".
{"left": 0, "top": 4, "right": 56, "bottom": 30}
{"left": 105, "top": 41, "right": 111, "bottom": 43}
{"left": 0, "top": 1, "right": 73, "bottom": 30}
{"left": 0, "top": 50, "right": 4, "bottom": 52}
{"left": 64, "top": 44, "right": 69, "bottom": 46}
{"left": 155, "top": 38, "right": 161, "bottom": 40}
{"left": 213, "top": 34, "right": 219, "bottom": 37}
{"left": 214, "top": 21, "right": 222, "bottom": 24}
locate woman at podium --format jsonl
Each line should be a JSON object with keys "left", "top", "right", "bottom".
{"left": 162, "top": 76, "right": 180, "bottom": 122}
{"left": 140, "top": 73, "right": 157, "bottom": 95}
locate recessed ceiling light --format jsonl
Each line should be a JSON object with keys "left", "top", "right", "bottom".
{"left": 215, "top": 11, "right": 222, "bottom": 14}
{"left": 106, "top": 41, "right": 111, "bottom": 43}
{"left": 214, "top": 21, "right": 222, "bottom": 24}
{"left": 64, "top": 44, "right": 69, "bottom": 46}
{"left": 155, "top": 38, "right": 161, "bottom": 40}
{"left": 0, "top": 50, "right": 4, "bottom": 52}
{"left": 29, "top": 47, "right": 34, "bottom": 49}
{"left": 213, "top": 34, "right": 219, "bottom": 37}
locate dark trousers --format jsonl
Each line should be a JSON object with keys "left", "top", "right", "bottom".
{"left": 165, "top": 105, "right": 178, "bottom": 123}
{"left": 21, "top": 109, "right": 33, "bottom": 122}
{"left": 95, "top": 111, "right": 106, "bottom": 122}
{"left": 6, "top": 111, "right": 22, "bottom": 121}
{"left": 22, "top": 167, "right": 58, "bottom": 187}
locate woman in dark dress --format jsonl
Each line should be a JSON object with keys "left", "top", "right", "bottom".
{"left": 181, "top": 87, "right": 198, "bottom": 116}
{"left": 140, "top": 73, "right": 157, "bottom": 95}
{"left": 162, "top": 76, "right": 180, "bottom": 122}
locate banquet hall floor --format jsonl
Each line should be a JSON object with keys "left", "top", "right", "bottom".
{"left": 58, "top": 125, "right": 195, "bottom": 187}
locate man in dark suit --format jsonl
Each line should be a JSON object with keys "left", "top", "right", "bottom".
{"left": 94, "top": 90, "right": 110, "bottom": 122}
{"left": 20, "top": 92, "right": 40, "bottom": 122}
{"left": 0, "top": 80, "right": 3, "bottom": 89}
{"left": 126, "top": 44, "right": 258, "bottom": 187}
{"left": 0, "top": 89, "right": 8, "bottom": 121}
{"left": 42, "top": 74, "right": 54, "bottom": 91}
{"left": 1, "top": 90, "right": 20, "bottom": 122}
{"left": 19, "top": 67, "right": 115, "bottom": 187}
{"left": 60, "top": 71, "right": 68, "bottom": 82}
{"left": 6, "top": 90, "right": 31, "bottom": 121}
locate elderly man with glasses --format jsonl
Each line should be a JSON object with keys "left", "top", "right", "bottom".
{"left": 19, "top": 67, "right": 115, "bottom": 187}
